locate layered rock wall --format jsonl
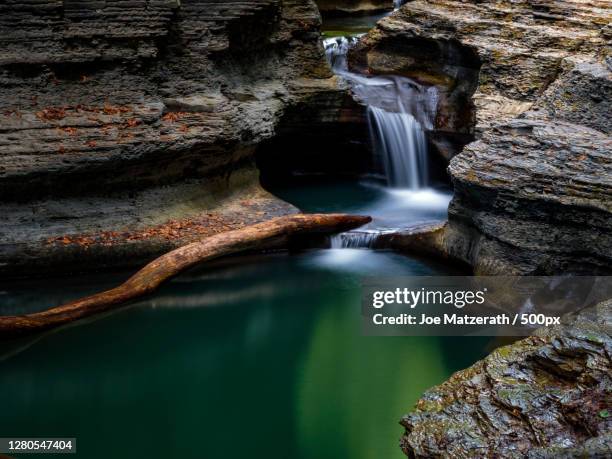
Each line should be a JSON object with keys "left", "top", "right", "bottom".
{"left": 0, "top": 0, "right": 335, "bottom": 274}
{"left": 351, "top": 0, "right": 612, "bottom": 274}
{"left": 0, "top": 0, "right": 330, "bottom": 198}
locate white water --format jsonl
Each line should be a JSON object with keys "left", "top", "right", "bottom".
{"left": 368, "top": 106, "right": 428, "bottom": 189}
{"left": 323, "top": 30, "right": 449, "bottom": 250}
{"left": 330, "top": 230, "right": 379, "bottom": 249}
{"left": 323, "top": 35, "right": 361, "bottom": 72}
{"left": 328, "top": 185, "right": 451, "bottom": 249}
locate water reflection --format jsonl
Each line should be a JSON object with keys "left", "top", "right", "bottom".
{"left": 321, "top": 13, "right": 387, "bottom": 36}
{"left": 0, "top": 251, "right": 488, "bottom": 459}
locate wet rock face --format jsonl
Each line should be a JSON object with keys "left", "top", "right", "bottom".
{"left": 351, "top": 0, "right": 612, "bottom": 274}
{"left": 0, "top": 0, "right": 330, "bottom": 199}
{"left": 447, "top": 113, "right": 612, "bottom": 275}
{"left": 0, "top": 0, "right": 335, "bottom": 274}
{"left": 401, "top": 300, "right": 612, "bottom": 458}
{"left": 348, "top": 4, "right": 485, "bottom": 150}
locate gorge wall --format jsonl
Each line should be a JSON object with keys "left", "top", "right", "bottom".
{"left": 352, "top": 0, "right": 612, "bottom": 275}
{"left": 353, "top": 2, "right": 612, "bottom": 456}
{"left": 0, "top": 0, "right": 339, "bottom": 275}
{"left": 401, "top": 299, "right": 612, "bottom": 458}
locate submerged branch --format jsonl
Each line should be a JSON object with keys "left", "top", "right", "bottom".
{"left": 0, "top": 213, "right": 370, "bottom": 338}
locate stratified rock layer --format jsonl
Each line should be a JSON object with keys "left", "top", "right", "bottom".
{"left": 351, "top": 0, "right": 612, "bottom": 274}
{"left": 447, "top": 112, "right": 612, "bottom": 275}
{"left": 0, "top": 0, "right": 338, "bottom": 274}
{"left": 401, "top": 300, "right": 612, "bottom": 458}
{"left": 0, "top": 0, "right": 331, "bottom": 198}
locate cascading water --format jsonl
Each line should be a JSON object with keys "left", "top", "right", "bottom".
{"left": 330, "top": 230, "right": 379, "bottom": 249}
{"left": 368, "top": 106, "right": 428, "bottom": 189}
{"left": 323, "top": 37, "right": 437, "bottom": 192}
{"left": 340, "top": 74, "right": 438, "bottom": 191}
{"left": 323, "top": 28, "right": 450, "bottom": 250}
{"left": 323, "top": 35, "right": 361, "bottom": 72}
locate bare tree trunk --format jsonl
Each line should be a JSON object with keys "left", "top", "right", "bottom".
{"left": 0, "top": 213, "right": 370, "bottom": 338}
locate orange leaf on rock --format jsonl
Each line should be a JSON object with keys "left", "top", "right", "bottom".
{"left": 125, "top": 118, "right": 140, "bottom": 128}
{"left": 36, "top": 107, "right": 66, "bottom": 121}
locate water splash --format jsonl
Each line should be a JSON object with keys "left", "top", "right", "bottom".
{"left": 393, "top": 0, "right": 408, "bottom": 10}
{"left": 330, "top": 231, "right": 379, "bottom": 249}
{"left": 322, "top": 35, "right": 361, "bottom": 72}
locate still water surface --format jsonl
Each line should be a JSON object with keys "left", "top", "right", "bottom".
{"left": 0, "top": 180, "right": 487, "bottom": 459}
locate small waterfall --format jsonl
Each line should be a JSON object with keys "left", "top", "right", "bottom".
{"left": 321, "top": 30, "right": 441, "bottom": 249}
{"left": 330, "top": 231, "right": 379, "bottom": 249}
{"left": 393, "top": 0, "right": 408, "bottom": 10}
{"left": 323, "top": 35, "right": 361, "bottom": 72}
{"left": 342, "top": 75, "right": 437, "bottom": 189}
{"left": 345, "top": 75, "right": 438, "bottom": 130}
{"left": 368, "top": 107, "right": 428, "bottom": 189}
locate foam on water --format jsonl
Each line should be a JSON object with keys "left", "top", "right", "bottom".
{"left": 384, "top": 188, "right": 453, "bottom": 209}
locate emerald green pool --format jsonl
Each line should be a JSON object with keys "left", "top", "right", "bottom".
{"left": 0, "top": 249, "right": 489, "bottom": 458}
{"left": 0, "top": 180, "right": 489, "bottom": 459}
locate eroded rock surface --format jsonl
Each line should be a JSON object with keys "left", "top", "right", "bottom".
{"left": 351, "top": 0, "right": 612, "bottom": 274}
{"left": 0, "top": 0, "right": 337, "bottom": 274}
{"left": 401, "top": 300, "right": 612, "bottom": 458}
{"left": 1, "top": 168, "right": 298, "bottom": 276}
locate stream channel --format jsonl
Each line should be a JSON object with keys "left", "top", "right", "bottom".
{"left": 0, "top": 8, "right": 491, "bottom": 459}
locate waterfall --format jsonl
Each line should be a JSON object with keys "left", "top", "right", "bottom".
{"left": 349, "top": 76, "right": 437, "bottom": 190}
{"left": 358, "top": 77, "right": 436, "bottom": 190}
{"left": 368, "top": 107, "right": 428, "bottom": 189}
{"left": 323, "top": 35, "right": 361, "bottom": 72}
{"left": 322, "top": 30, "right": 441, "bottom": 248}
{"left": 330, "top": 231, "right": 379, "bottom": 249}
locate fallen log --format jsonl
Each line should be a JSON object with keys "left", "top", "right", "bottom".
{"left": 0, "top": 213, "right": 370, "bottom": 337}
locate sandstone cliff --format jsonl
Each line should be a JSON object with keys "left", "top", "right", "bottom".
{"left": 0, "top": 0, "right": 336, "bottom": 275}
{"left": 351, "top": 0, "right": 612, "bottom": 274}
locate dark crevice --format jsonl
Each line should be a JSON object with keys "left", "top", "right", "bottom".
{"left": 256, "top": 92, "right": 373, "bottom": 187}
